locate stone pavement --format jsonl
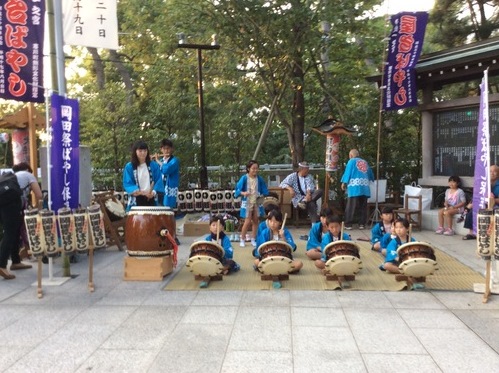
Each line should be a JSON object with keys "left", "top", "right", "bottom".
{"left": 0, "top": 227, "right": 499, "bottom": 373}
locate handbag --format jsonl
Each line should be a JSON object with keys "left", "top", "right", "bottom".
{"left": 404, "top": 182, "right": 432, "bottom": 210}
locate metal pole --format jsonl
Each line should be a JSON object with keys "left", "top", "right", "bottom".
{"left": 177, "top": 40, "right": 219, "bottom": 189}
{"left": 52, "top": 0, "right": 66, "bottom": 96}
{"left": 197, "top": 49, "right": 208, "bottom": 188}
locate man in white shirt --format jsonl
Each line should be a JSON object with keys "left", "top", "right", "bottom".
{"left": 280, "top": 162, "right": 323, "bottom": 223}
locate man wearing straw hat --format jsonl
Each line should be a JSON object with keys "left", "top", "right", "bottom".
{"left": 280, "top": 161, "right": 323, "bottom": 223}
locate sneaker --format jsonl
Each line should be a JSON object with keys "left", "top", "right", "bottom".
{"left": 10, "top": 262, "right": 32, "bottom": 270}
{"left": 251, "top": 239, "right": 257, "bottom": 247}
{"left": 344, "top": 226, "right": 353, "bottom": 230}
{"left": 378, "top": 264, "right": 386, "bottom": 272}
{"left": 299, "top": 235, "right": 309, "bottom": 240}
{"left": 239, "top": 240, "right": 245, "bottom": 248}
{"left": 359, "top": 225, "right": 365, "bottom": 230}
{"left": 443, "top": 228, "right": 455, "bottom": 236}
{"left": 435, "top": 227, "right": 444, "bottom": 234}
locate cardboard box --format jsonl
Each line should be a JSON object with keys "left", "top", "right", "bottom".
{"left": 124, "top": 255, "right": 173, "bottom": 281}
{"left": 183, "top": 221, "right": 210, "bottom": 236}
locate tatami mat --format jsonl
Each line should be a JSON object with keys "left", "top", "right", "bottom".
{"left": 164, "top": 240, "right": 484, "bottom": 291}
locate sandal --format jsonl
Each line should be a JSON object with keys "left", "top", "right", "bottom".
{"left": 462, "top": 234, "right": 476, "bottom": 240}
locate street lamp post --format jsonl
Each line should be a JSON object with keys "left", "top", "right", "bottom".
{"left": 177, "top": 33, "right": 220, "bottom": 189}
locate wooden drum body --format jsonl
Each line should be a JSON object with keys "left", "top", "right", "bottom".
{"left": 186, "top": 241, "right": 226, "bottom": 277}
{"left": 257, "top": 241, "right": 293, "bottom": 275}
{"left": 324, "top": 241, "right": 362, "bottom": 276}
{"left": 397, "top": 242, "right": 438, "bottom": 277}
{"left": 125, "top": 206, "right": 175, "bottom": 256}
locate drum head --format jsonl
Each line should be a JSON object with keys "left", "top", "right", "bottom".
{"left": 258, "top": 256, "right": 293, "bottom": 275}
{"left": 105, "top": 199, "right": 126, "bottom": 218}
{"left": 189, "top": 241, "right": 226, "bottom": 258}
{"left": 397, "top": 242, "right": 434, "bottom": 254}
{"left": 324, "top": 240, "right": 360, "bottom": 255}
{"left": 186, "top": 255, "right": 224, "bottom": 277}
{"left": 398, "top": 258, "right": 438, "bottom": 277}
{"left": 325, "top": 256, "right": 363, "bottom": 276}
{"left": 258, "top": 241, "right": 293, "bottom": 256}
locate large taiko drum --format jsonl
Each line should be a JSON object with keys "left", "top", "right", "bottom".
{"left": 186, "top": 241, "right": 226, "bottom": 277}
{"left": 397, "top": 242, "right": 438, "bottom": 277}
{"left": 257, "top": 241, "right": 293, "bottom": 275}
{"left": 125, "top": 206, "right": 175, "bottom": 256}
{"left": 324, "top": 241, "right": 362, "bottom": 276}
{"left": 105, "top": 199, "right": 126, "bottom": 221}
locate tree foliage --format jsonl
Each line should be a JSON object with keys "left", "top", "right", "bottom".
{"left": 59, "top": 0, "right": 457, "bottom": 196}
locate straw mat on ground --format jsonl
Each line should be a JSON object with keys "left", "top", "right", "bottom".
{"left": 163, "top": 240, "right": 484, "bottom": 291}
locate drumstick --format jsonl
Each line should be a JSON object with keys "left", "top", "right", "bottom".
{"left": 282, "top": 213, "right": 288, "bottom": 230}
{"left": 341, "top": 222, "right": 344, "bottom": 239}
{"left": 216, "top": 218, "right": 220, "bottom": 242}
{"left": 409, "top": 223, "right": 413, "bottom": 242}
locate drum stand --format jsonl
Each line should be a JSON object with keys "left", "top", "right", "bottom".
{"left": 395, "top": 275, "right": 427, "bottom": 290}
{"left": 261, "top": 274, "right": 289, "bottom": 289}
{"left": 196, "top": 274, "right": 223, "bottom": 288}
{"left": 325, "top": 274, "right": 355, "bottom": 289}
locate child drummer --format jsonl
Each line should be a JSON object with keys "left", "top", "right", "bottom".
{"left": 314, "top": 215, "right": 352, "bottom": 270}
{"left": 380, "top": 217, "right": 415, "bottom": 274}
{"left": 370, "top": 206, "right": 395, "bottom": 256}
{"left": 203, "top": 215, "right": 240, "bottom": 274}
{"left": 306, "top": 207, "right": 333, "bottom": 260}
{"left": 254, "top": 209, "right": 303, "bottom": 273}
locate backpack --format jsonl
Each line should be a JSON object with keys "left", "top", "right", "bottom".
{"left": 0, "top": 171, "right": 22, "bottom": 206}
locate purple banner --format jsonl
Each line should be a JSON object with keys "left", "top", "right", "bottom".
{"left": 472, "top": 71, "right": 490, "bottom": 233}
{"left": 50, "top": 94, "right": 80, "bottom": 211}
{"left": 382, "top": 12, "right": 428, "bottom": 111}
{"left": 0, "top": 0, "right": 45, "bottom": 103}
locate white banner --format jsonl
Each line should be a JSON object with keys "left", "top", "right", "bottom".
{"left": 62, "top": 0, "right": 119, "bottom": 50}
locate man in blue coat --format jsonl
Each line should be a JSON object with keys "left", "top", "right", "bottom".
{"left": 340, "top": 149, "right": 374, "bottom": 230}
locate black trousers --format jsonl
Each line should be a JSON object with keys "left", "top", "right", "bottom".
{"left": 344, "top": 196, "right": 368, "bottom": 227}
{"left": 0, "top": 198, "right": 23, "bottom": 268}
{"left": 303, "top": 189, "right": 324, "bottom": 223}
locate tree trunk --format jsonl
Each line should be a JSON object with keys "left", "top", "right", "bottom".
{"left": 87, "top": 47, "right": 105, "bottom": 90}
{"left": 290, "top": 52, "right": 305, "bottom": 167}
{"left": 108, "top": 50, "right": 135, "bottom": 105}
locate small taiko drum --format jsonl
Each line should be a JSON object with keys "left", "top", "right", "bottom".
{"left": 257, "top": 241, "right": 293, "bottom": 275}
{"left": 105, "top": 199, "right": 126, "bottom": 221}
{"left": 397, "top": 242, "right": 438, "bottom": 277}
{"left": 263, "top": 195, "right": 279, "bottom": 211}
{"left": 125, "top": 206, "right": 175, "bottom": 256}
{"left": 324, "top": 241, "right": 362, "bottom": 276}
{"left": 186, "top": 241, "right": 226, "bottom": 277}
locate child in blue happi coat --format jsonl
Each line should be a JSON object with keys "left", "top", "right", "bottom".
{"left": 306, "top": 207, "right": 333, "bottom": 260}
{"left": 256, "top": 202, "right": 280, "bottom": 238}
{"left": 254, "top": 209, "right": 302, "bottom": 273}
{"left": 380, "top": 217, "right": 415, "bottom": 274}
{"left": 314, "top": 215, "right": 351, "bottom": 270}
{"left": 371, "top": 206, "right": 395, "bottom": 256}
{"left": 203, "top": 215, "right": 240, "bottom": 274}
